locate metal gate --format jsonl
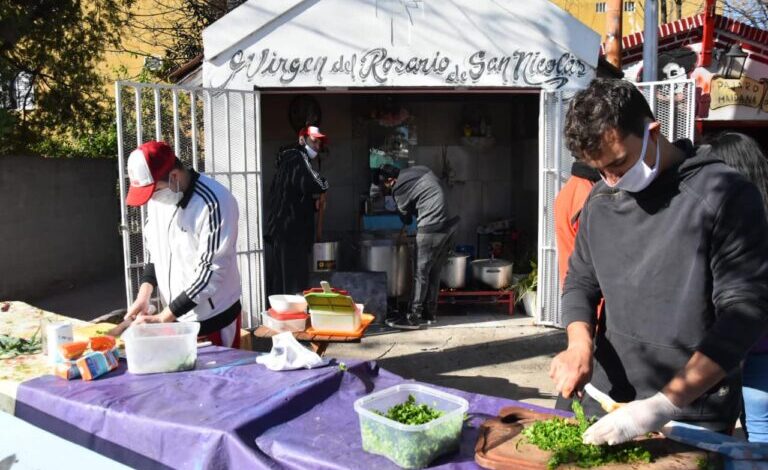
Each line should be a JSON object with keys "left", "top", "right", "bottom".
{"left": 115, "top": 81, "right": 265, "bottom": 328}
{"left": 536, "top": 79, "right": 696, "bottom": 326}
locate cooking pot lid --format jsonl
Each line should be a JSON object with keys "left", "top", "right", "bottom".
{"left": 361, "top": 238, "right": 412, "bottom": 247}
{"left": 471, "top": 258, "right": 512, "bottom": 268}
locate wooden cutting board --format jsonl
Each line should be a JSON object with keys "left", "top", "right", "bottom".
{"left": 474, "top": 406, "right": 721, "bottom": 470}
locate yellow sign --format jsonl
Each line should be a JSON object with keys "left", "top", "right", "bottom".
{"left": 710, "top": 76, "right": 766, "bottom": 110}
{"left": 763, "top": 80, "right": 768, "bottom": 113}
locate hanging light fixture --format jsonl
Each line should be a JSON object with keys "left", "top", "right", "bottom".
{"left": 719, "top": 43, "right": 748, "bottom": 79}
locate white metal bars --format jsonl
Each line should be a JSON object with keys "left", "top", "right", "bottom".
{"left": 637, "top": 79, "right": 697, "bottom": 144}
{"left": 537, "top": 89, "right": 576, "bottom": 326}
{"left": 535, "top": 79, "right": 696, "bottom": 327}
{"left": 114, "top": 81, "right": 266, "bottom": 328}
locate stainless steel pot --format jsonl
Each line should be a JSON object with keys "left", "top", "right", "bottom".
{"left": 360, "top": 239, "right": 413, "bottom": 297}
{"left": 471, "top": 258, "right": 513, "bottom": 289}
{"left": 313, "top": 241, "right": 339, "bottom": 272}
{"left": 440, "top": 253, "right": 469, "bottom": 289}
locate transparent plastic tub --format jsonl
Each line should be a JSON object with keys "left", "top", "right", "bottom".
{"left": 353, "top": 383, "right": 469, "bottom": 469}
{"left": 123, "top": 322, "right": 200, "bottom": 374}
{"left": 310, "top": 304, "right": 363, "bottom": 332}
{"left": 260, "top": 310, "right": 307, "bottom": 332}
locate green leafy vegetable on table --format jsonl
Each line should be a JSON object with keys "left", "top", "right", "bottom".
{"left": 0, "top": 329, "right": 43, "bottom": 359}
{"left": 374, "top": 394, "right": 444, "bottom": 425}
{"left": 361, "top": 394, "right": 461, "bottom": 468}
{"left": 521, "top": 401, "right": 652, "bottom": 469}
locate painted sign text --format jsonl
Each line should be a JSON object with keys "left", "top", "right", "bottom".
{"left": 211, "top": 47, "right": 588, "bottom": 89}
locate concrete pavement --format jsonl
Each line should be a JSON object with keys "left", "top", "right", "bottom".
{"left": 27, "top": 274, "right": 126, "bottom": 322}
{"left": 327, "top": 310, "right": 565, "bottom": 408}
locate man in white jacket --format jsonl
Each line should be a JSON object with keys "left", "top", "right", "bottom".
{"left": 124, "top": 141, "right": 243, "bottom": 348}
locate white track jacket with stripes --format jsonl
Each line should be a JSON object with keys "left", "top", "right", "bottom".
{"left": 144, "top": 172, "right": 241, "bottom": 323}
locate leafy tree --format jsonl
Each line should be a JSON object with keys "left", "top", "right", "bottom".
{"left": 723, "top": 0, "right": 768, "bottom": 29}
{"left": 115, "top": 0, "right": 247, "bottom": 80}
{"left": 0, "top": 0, "right": 133, "bottom": 155}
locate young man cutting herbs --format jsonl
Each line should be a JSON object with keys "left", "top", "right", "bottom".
{"left": 549, "top": 79, "right": 768, "bottom": 445}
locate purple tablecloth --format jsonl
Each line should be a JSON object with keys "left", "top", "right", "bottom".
{"left": 15, "top": 347, "right": 567, "bottom": 469}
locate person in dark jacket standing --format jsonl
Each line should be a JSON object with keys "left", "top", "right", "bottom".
{"left": 549, "top": 79, "right": 768, "bottom": 445}
{"left": 265, "top": 126, "right": 329, "bottom": 297}
{"left": 377, "top": 164, "right": 458, "bottom": 330}
{"left": 708, "top": 132, "right": 768, "bottom": 443}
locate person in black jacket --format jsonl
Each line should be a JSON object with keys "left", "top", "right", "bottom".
{"left": 265, "top": 126, "right": 329, "bottom": 298}
{"left": 550, "top": 78, "right": 768, "bottom": 446}
{"left": 376, "top": 164, "right": 458, "bottom": 330}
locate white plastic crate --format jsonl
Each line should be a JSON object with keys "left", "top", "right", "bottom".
{"left": 310, "top": 304, "right": 363, "bottom": 332}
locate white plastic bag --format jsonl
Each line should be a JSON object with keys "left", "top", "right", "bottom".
{"left": 255, "top": 332, "right": 329, "bottom": 371}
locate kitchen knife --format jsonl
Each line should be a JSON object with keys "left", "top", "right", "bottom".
{"left": 584, "top": 383, "right": 623, "bottom": 412}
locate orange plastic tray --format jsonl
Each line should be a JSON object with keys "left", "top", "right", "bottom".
{"left": 304, "top": 313, "right": 375, "bottom": 338}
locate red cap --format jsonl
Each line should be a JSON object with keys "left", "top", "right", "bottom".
{"left": 299, "top": 125, "right": 326, "bottom": 140}
{"left": 126, "top": 141, "right": 177, "bottom": 207}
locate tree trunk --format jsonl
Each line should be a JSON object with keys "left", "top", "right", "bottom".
{"left": 661, "top": 0, "right": 668, "bottom": 23}
{"left": 675, "top": 0, "right": 683, "bottom": 20}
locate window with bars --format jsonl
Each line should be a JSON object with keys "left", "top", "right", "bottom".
{"left": 624, "top": 1, "right": 636, "bottom": 12}
{"left": 596, "top": 2, "right": 606, "bottom": 13}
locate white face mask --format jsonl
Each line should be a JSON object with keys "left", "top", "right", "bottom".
{"left": 304, "top": 143, "right": 318, "bottom": 159}
{"left": 151, "top": 175, "right": 183, "bottom": 205}
{"left": 603, "top": 123, "right": 660, "bottom": 193}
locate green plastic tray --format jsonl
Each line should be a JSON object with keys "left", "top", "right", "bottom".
{"left": 304, "top": 292, "right": 356, "bottom": 314}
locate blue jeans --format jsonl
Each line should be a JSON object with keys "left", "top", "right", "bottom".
{"left": 742, "top": 353, "right": 768, "bottom": 443}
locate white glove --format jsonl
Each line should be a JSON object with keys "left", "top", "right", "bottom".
{"left": 582, "top": 392, "right": 681, "bottom": 445}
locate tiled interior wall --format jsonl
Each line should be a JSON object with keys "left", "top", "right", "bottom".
{"left": 260, "top": 93, "right": 539, "bottom": 264}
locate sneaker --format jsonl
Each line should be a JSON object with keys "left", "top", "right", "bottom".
{"left": 421, "top": 312, "right": 437, "bottom": 325}
{"left": 386, "top": 314, "right": 423, "bottom": 330}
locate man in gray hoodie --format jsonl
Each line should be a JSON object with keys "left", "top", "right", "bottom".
{"left": 377, "top": 164, "right": 458, "bottom": 330}
{"left": 550, "top": 78, "right": 768, "bottom": 445}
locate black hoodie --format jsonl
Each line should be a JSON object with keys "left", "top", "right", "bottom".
{"left": 266, "top": 144, "right": 328, "bottom": 245}
{"left": 563, "top": 140, "right": 768, "bottom": 427}
{"left": 391, "top": 166, "right": 453, "bottom": 233}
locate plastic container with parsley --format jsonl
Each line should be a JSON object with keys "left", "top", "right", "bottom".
{"left": 354, "top": 383, "right": 469, "bottom": 468}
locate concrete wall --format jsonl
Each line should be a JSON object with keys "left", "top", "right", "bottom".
{"left": 0, "top": 156, "right": 122, "bottom": 300}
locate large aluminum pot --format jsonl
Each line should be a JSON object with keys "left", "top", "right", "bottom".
{"left": 313, "top": 241, "right": 339, "bottom": 272}
{"left": 471, "top": 258, "right": 514, "bottom": 290}
{"left": 360, "top": 239, "right": 413, "bottom": 297}
{"left": 440, "top": 253, "right": 469, "bottom": 289}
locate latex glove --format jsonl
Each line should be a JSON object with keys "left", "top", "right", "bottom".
{"left": 582, "top": 392, "right": 681, "bottom": 446}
